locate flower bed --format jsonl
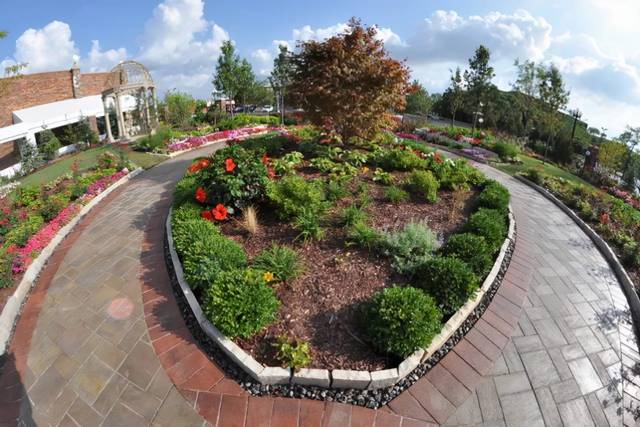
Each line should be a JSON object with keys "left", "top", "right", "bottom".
{"left": 523, "top": 169, "right": 640, "bottom": 289}
{"left": 0, "top": 154, "right": 133, "bottom": 290}
{"left": 168, "top": 127, "right": 511, "bottom": 386}
{"left": 603, "top": 186, "right": 640, "bottom": 211}
{"left": 166, "top": 126, "right": 283, "bottom": 153}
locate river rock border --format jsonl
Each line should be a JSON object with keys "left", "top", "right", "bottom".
{"left": 0, "top": 168, "right": 143, "bottom": 356}
{"left": 514, "top": 174, "right": 640, "bottom": 338}
{"left": 164, "top": 203, "right": 515, "bottom": 393}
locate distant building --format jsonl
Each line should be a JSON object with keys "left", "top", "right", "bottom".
{"left": 0, "top": 61, "right": 156, "bottom": 178}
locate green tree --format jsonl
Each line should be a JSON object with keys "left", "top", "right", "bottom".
{"left": 235, "top": 58, "right": 257, "bottom": 107}
{"left": 270, "top": 45, "right": 295, "bottom": 124}
{"left": 213, "top": 41, "right": 242, "bottom": 112}
{"left": 163, "top": 92, "right": 196, "bottom": 129}
{"left": 405, "top": 80, "right": 432, "bottom": 116}
{"left": 446, "top": 67, "right": 465, "bottom": 127}
{"left": 618, "top": 126, "right": 640, "bottom": 189}
{"left": 512, "top": 59, "right": 539, "bottom": 136}
{"left": 598, "top": 140, "right": 627, "bottom": 177}
{"left": 536, "top": 64, "right": 570, "bottom": 164}
{"left": 464, "top": 45, "right": 495, "bottom": 133}
{"left": 290, "top": 18, "right": 409, "bottom": 141}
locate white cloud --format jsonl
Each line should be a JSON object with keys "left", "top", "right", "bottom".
{"left": 137, "top": 0, "right": 229, "bottom": 97}
{"left": 251, "top": 49, "right": 272, "bottom": 63}
{"left": 12, "top": 21, "right": 78, "bottom": 72}
{"left": 400, "top": 9, "right": 552, "bottom": 65}
{"left": 83, "top": 40, "right": 127, "bottom": 72}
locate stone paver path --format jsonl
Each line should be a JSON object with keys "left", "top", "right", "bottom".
{"left": 0, "top": 143, "right": 638, "bottom": 427}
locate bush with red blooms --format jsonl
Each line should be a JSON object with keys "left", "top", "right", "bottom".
{"left": 194, "top": 145, "right": 270, "bottom": 212}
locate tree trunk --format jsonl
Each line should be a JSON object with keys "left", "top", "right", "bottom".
{"left": 543, "top": 133, "right": 552, "bottom": 165}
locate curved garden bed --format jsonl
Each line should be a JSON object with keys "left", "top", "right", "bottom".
{"left": 0, "top": 155, "right": 142, "bottom": 354}
{"left": 166, "top": 127, "right": 514, "bottom": 390}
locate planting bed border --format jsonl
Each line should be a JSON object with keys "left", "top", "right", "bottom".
{"left": 164, "top": 126, "right": 276, "bottom": 158}
{"left": 0, "top": 168, "right": 143, "bottom": 356}
{"left": 164, "top": 203, "right": 516, "bottom": 391}
{"left": 515, "top": 174, "right": 640, "bottom": 338}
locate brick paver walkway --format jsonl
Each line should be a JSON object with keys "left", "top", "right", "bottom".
{"left": 0, "top": 144, "right": 638, "bottom": 426}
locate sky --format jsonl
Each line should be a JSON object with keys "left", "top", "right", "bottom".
{"left": 1, "top": 0, "right": 639, "bottom": 136}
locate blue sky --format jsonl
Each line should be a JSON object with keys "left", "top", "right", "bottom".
{"left": 1, "top": 0, "right": 639, "bottom": 135}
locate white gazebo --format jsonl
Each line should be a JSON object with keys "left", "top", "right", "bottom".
{"left": 102, "top": 61, "right": 159, "bottom": 142}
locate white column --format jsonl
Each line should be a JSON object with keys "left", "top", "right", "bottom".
{"left": 25, "top": 132, "right": 37, "bottom": 147}
{"left": 103, "top": 96, "right": 114, "bottom": 143}
{"left": 115, "top": 92, "right": 127, "bottom": 139}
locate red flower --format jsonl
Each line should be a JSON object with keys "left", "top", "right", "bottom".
{"left": 195, "top": 187, "right": 207, "bottom": 203}
{"left": 225, "top": 158, "right": 237, "bottom": 172}
{"left": 201, "top": 210, "right": 214, "bottom": 221}
{"left": 262, "top": 153, "right": 270, "bottom": 165}
{"left": 188, "top": 158, "right": 210, "bottom": 173}
{"left": 434, "top": 152, "right": 443, "bottom": 164}
{"left": 267, "top": 166, "right": 276, "bottom": 179}
{"left": 599, "top": 212, "right": 610, "bottom": 225}
{"left": 212, "top": 204, "right": 228, "bottom": 221}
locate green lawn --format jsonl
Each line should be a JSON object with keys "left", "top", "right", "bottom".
{"left": 493, "top": 154, "right": 593, "bottom": 187}
{"left": 19, "top": 145, "right": 167, "bottom": 187}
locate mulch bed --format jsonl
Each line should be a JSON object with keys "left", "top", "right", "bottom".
{"left": 216, "top": 174, "right": 479, "bottom": 370}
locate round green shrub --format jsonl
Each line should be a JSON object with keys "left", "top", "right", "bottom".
{"left": 369, "top": 148, "right": 426, "bottom": 171}
{"left": 204, "top": 269, "right": 280, "bottom": 338}
{"left": 413, "top": 256, "right": 478, "bottom": 316}
{"left": 382, "top": 222, "right": 438, "bottom": 276}
{"left": 406, "top": 170, "right": 439, "bottom": 203}
{"left": 363, "top": 286, "right": 442, "bottom": 358}
{"left": 477, "top": 181, "right": 510, "bottom": 214}
{"left": 266, "top": 175, "right": 327, "bottom": 219}
{"left": 440, "top": 233, "right": 493, "bottom": 276}
{"left": 465, "top": 208, "right": 507, "bottom": 253}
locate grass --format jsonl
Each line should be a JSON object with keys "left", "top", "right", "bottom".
{"left": 493, "top": 154, "right": 593, "bottom": 188}
{"left": 19, "top": 145, "right": 167, "bottom": 187}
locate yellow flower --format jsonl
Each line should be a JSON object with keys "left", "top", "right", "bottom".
{"left": 263, "top": 271, "right": 275, "bottom": 282}
{"left": 362, "top": 166, "right": 370, "bottom": 173}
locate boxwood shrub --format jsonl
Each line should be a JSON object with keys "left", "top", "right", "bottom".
{"left": 204, "top": 268, "right": 280, "bottom": 338}
{"left": 172, "top": 216, "right": 247, "bottom": 291}
{"left": 413, "top": 256, "right": 478, "bottom": 316}
{"left": 440, "top": 233, "right": 493, "bottom": 276}
{"left": 465, "top": 208, "right": 507, "bottom": 253}
{"left": 477, "top": 180, "right": 510, "bottom": 215}
{"left": 406, "top": 170, "right": 440, "bottom": 203}
{"left": 266, "top": 175, "right": 327, "bottom": 219}
{"left": 363, "top": 286, "right": 442, "bottom": 358}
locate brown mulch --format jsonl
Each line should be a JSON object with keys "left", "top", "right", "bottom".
{"left": 219, "top": 174, "right": 479, "bottom": 370}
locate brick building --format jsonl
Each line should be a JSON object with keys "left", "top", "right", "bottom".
{"left": 0, "top": 65, "right": 137, "bottom": 177}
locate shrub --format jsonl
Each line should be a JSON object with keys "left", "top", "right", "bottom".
{"left": 266, "top": 175, "right": 326, "bottom": 219}
{"left": 39, "top": 194, "right": 70, "bottom": 222}
{"left": 240, "top": 133, "right": 284, "bottom": 156}
{"left": 477, "top": 181, "right": 510, "bottom": 215}
{"left": 174, "top": 174, "right": 199, "bottom": 206}
{"left": 5, "top": 215, "right": 44, "bottom": 247}
{"left": 440, "top": 233, "right": 493, "bottom": 276}
{"left": 39, "top": 129, "right": 61, "bottom": 161}
{"left": 13, "top": 185, "right": 41, "bottom": 209}
{"left": 274, "top": 336, "right": 312, "bottom": 370}
{"left": 342, "top": 204, "right": 368, "bottom": 227}
{"left": 363, "top": 286, "right": 442, "bottom": 358}
{"left": 171, "top": 202, "right": 203, "bottom": 231}
{"left": 132, "top": 126, "right": 171, "bottom": 152}
{"left": 372, "top": 168, "right": 393, "bottom": 185}
{"left": 253, "top": 244, "right": 303, "bottom": 282}
{"left": 216, "top": 114, "right": 279, "bottom": 130}
{"left": 0, "top": 251, "right": 15, "bottom": 288}
{"left": 385, "top": 186, "right": 409, "bottom": 204}
{"left": 525, "top": 167, "right": 544, "bottom": 185}
{"left": 171, "top": 217, "right": 247, "bottom": 291}
{"left": 413, "top": 256, "right": 478, "bottom": 316}
{"left": 294, "top": 208, "right": 325, "bottom": 242}
{"left": 346, "top": 221, "right": 382, "bottom": 250}
{"left": 97, "top": 152, "right": 119, "bottom": 170}
{"left": 203, "top": 269, "right": 280, "bottom": 338}
{"left": 369, "top": 148, "right": 425, "bottom": 171}
{"left": 493, "top": 141, "right": 520, "bottom": 162}
{"left": 406, "top": 170, "right": 439, "bottom": 203}
{"left": 199, "top": 145, "right": 270, "bottom": 211}
{"left": 438, "top": 160, "right": 486, "bottom": 190}
{"left": 465, "top": 208, "right": 507, "bottom": 253}
{"left": 272, "top": 152, "right": 304, "bottom": 175}
{"left": 382, "top": 222, "right": 438, "bottom": 276}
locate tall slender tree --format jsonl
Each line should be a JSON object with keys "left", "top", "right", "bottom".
{"left": 446, "top": 67, "right": 465, "bottom": 127}
{"left": 536, "top": 64, "right": 570, "bottom": 164}
{"left": 618, "top": 126, "right": 640, "bottom": 188}
{"left": 404, "top": 80, "right": 432, "bottom": 117}
{"left": 270, "top": 45, "right": 295, "bottom": 124}
{"left": 512, "top": 59, "right": 538, "bottom": 136}
{"left": 464, "top": 45, "right": 495, "bottom": 134}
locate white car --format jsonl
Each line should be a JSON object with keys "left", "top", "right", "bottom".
{"left": 262, "top": 105, "right": 274, "bottom": 113}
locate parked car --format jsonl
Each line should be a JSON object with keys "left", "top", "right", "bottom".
{"left": 261, "top": 105, "right": 274, "bottom": 113}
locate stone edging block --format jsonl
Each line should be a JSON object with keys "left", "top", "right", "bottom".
{"left": 0, "top": 168, "right": 143, "bottom": 355}
{"left": 292, "top": 368, "right": 331, "bottom": 387}
{"left": 514, "top": 175, "right": 640, "bottom": 339}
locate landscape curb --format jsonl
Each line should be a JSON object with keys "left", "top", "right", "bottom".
{"left": 0, "top": 168, "right": 143, "bottom": 356}
{"left": 165, "top": 203, "right": 515, "bottom": 390}
{"left": 514, "top": 174, "right": 640, "bottom": 339}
